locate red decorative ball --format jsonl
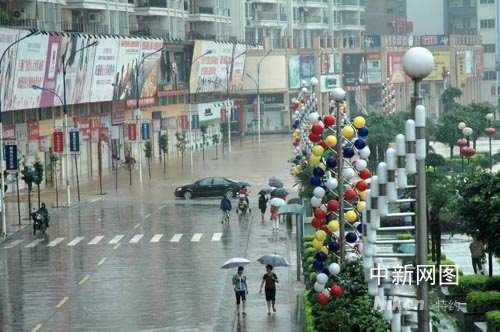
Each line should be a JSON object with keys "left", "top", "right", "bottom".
{"left": 330, "top": 284, "right": 343, "bottom": 298}
{"left": 344, "top": 189, "right": 357, "bottom": 201}
{"left": 456, "top": 138, "right": 468, "bottom": 147}
{"left": 316, "top": 292, "right": 329, "bottom": 305}
{"left": 323, "top": 115, "right": 336, "bottom": 127}
{"left": 484, "top": 127, "right": 496, "bottom": 137}
{"left": 314, "top": 208, "right": 326, "bottom": 220}
{"left": 311, "top": 123, "right": 324, "bottom": 136}
{"left": 461, "top": 146, "right": 476, "bottom": 157}
{"left": 327, "top": 199, "right": 340, "bottom": 212}
{"left": 320, "top": 225, "right": 331, "bottom": 235}
{"left": 309, "top": 132, "right": 321, "bottom": 143}
{"left": 356, "top": 180, "right": 368, "bottom": 192}
{"left": 312, "top": 218, "right": 324, "bottom": 229}
{"left": 292, "top": 140, "right": 300, "bottom": 147}
{"left": 358, "top": 168, "right": 371, "bottom": 180}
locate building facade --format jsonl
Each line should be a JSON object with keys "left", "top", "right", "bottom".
{"left": 447, "top": 0, "right": 477, "bottom": 35}
{"left": 477, "top": 0, "right": 498, "bottom": 106}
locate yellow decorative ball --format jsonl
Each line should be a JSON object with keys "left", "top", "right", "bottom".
{"left": 320, "top": 246, "right": 329, "bottom": 255}
{"left": 312, "top": 145, "right": 325, "bottom": 157}
{"left": 312, "top": 238, "right": 323, "bottom": 251}
{"left": 324, "top": 135, "right": 337, "bottom": 148}
{"left": 342, "top": 126, "right": 355, "bottom": 138}
{"left": 358, "top": 190, "right": 367, "bottom": 201}
{"left": 309, "top": 155, "right": 321, "bottom": 166}
{"left": 328, "top": 220, "right": 339, "bottom": 232}
{"left": 292, "top": 132, "right": 300, "bottom": 139}
{"left": 345, "top": 210, "right": 358, "bottom": 223}
{"left": 315, "top": 230, "right": 327, "bottom": 242}
{"left": 353, "top": 116, "right": 366, "bottom": 129}
{"left": 356, "top": 201, "right": 366, "bottom": 212}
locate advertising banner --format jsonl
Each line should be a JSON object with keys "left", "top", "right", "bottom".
{"left": 320, "top": 75, "right": 339, "bottom": 92}
{"left": 90, "top": 38, "right": 119, "bottom": 103}
{"left": 3, "top": 124, "right": 15, "bottom": 140}
{"left": 158, "top": 48, "right": 181, "bottom": 96}
{"left": 387, "top": 52, "right": 409, "bottom": 83}
{"left": 456, "top": 52, "right": 467, "bottom": 88}
{"left": 178, "top": 115, "right": 188, "bottom": 130}
{"left": 69, "top": 130, "right": 80, "bottom": 153}
{"left": 426, "top": 51, "right": 450, "bottom": 81}
{"left": 127, "top": 123, "right": 137, "bottom": 141}
{"left": 5, "top": 144, "right": 18, "bottom": 171}
{"left": 15, "top": 123, "right": 27, "bottom": 142}
{"left": 289, "top": 55, "right": 316, "bottom": 89}
{"left": 113, "top": 38, "right": 142, "bottom": 101}
{"left": 366, "top": 53, "right": 382, "bottom": 84}
{"left": 342, "top": 53, "right": 364, "bottom": 87}
{"left": 197, "top": 102, "right": 222, "bottom": 122}
{"left": 320, "top": 53, "right": 340, "bottom": 75}
{"left": 53, "top": 131, "right": 64, "bottom": 153}
{"left": 191, "top": 114, "right": 200, "bottom": 130}
{"left": 40, "top": 33, "right": 62, "bottom": 108}
{"left": 0, "top": 28, "right": 23, "bottom": 110}
{"left": 141, "top": 122, "right": 150, "bottom": 140}
{"left": 27, "top": 121, "right": 39, "bottom": 140}
{"left": 137, "top": 40, "right": 163, "bottom": 104}
{"left": 420, "top": 35, "right": 448, "bottom": 47}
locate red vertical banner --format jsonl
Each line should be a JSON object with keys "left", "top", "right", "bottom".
{"left": 127, "top": 123, "right": 137, "bottom": 140}
{"left": 178, "top": 115, "right": 188, "bottom": 130}
{"left": 27, "top": 121, "right": 40, "bottom": 140}
{"left": 220, "top": 107, "right": 227, "bottom": 122}
{"left": 53, "top": 131, "right": 64, "bottom": 152}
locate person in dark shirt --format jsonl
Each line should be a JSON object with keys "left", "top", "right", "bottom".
{"left": 259, "top": 265, "right": 279, "bottom": 315}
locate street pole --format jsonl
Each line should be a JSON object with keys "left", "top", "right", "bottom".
{"left": 257, "top": 49, "right": 272, "bottom": 146}
{"left": 226, "top": 65, "right": 232, "bottom": 154}
{"left": 135, "top": 62, "right": 143, "bottom": 185}
{"left": 0, "top": 29, "right": 38, "bottom": 236}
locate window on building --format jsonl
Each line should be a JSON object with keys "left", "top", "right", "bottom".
{"left": 483, "top": 71, "right": 497, "bottom": 80}
{"left": 152, "top": 111, "right": 163, "bottom": 119}
{"left": 14, "top": 110, "right": 24, "bottom": 124}
{"left": 39, "top": 108, "right": 53, "bottom": 120}
{"left": 483, "top": 44, "right": 496, "bottom": 53}
{"left": 480, "top": 0, "right": 494, "bottom": 4}
{"left": 26, "top": 109, "right": 38, "bottom": 122}
{"left": 480, "top": 19, "right": 495, "bottom": 28}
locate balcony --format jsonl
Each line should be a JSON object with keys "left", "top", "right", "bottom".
{"left": 136, "top": 0, "right": 168, "bottom": 7}
{"left": 130, "top": 27, "right": 172, "bottom": 39}
{"left": 62, "top": 22, "right": 110, "bottom": 34}
{"left": 295, "top": 0, "right": 328, "bottom": 8}
{"left": 186, "top": 31, "right": 217, "bottom": 41}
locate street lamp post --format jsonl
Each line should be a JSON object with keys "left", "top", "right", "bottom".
{"left": 134, "top": 45, "right": 165, "bottom": 184}
{"left": 403, "top": 47, "right": 435, "bottom": 332}
{"left": 225, "top": 50, "right": 247, "bottom": 154}
{"left": 256, "top": 49, "right": 272, "bottom": 146}
{"left": 188, "top": 50, "right": 213, "bottom": 171}
{"left": 0, "top": 29, "right": 39, "bottom": 236}
{"left": 62, "top": 41, "right": 98, "bottom": 207}
{"left": 484, "top": 113, "right": 496, "bottom": 172}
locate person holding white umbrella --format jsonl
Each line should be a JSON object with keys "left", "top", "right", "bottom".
{"left": 232, "top": 266, "right": 248, "bottom": 316}
{"left": 270, "top": 197, "right": 285, "bottom": 231}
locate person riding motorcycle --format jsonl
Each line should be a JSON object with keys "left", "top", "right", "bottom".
{"left": 39, "top": 202, "right": 49, "bottom": 228}
{"left": 237, "top": 185, "right": 250, "bottom": 214}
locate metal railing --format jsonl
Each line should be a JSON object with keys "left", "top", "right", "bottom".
{"left": 136, "top": 0, "right": 168, "bottom": 7}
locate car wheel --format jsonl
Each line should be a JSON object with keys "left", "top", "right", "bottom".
{"left": 225, "top": 190, "right": 233, "bottom": 199}
{"left": 184, "top": 191, "right": 192, "bottom": 200}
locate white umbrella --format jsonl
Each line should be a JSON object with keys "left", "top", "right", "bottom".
{"left": 221, "top": 257, "right": 251, "bottom": 269}
{"left": 257, "top": 254, "right": 290, "bottom": 267}
{"left": 270, "top": 197, "right": 286, "bottom": 207}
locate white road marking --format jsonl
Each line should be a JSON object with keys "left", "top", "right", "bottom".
{"left": 4, "top": 239, "right": 23, "bottom": 249}
{"left": 67, "top": 236, "right": 85, "bottom": 247}
{"left": 47, "top": 237, "right": 65, "bottom": 247}
{"left": 191, "top": 233, "right": 203, "bottom": 242}
{"left": 25, "top": 239, "right": 44, "bottom": 248}
{"left": 170, "top": 234, "right": 182, "bottom": 242}
{"left": 90, "top": 198, "right": 100, "bottom": 203}
{"left": 133, "top": 223, "right": 141, "bottom": 229}
{"left": 211, "top": 233, "right": 222, "bottom": 242}
{"left": 129, "top": 234, "right": 143, "bottom": 243}
{"left": 150, "top": 234, "right": 163, "bottom": 243}
{"left": 159, "top": 205, "right": 167, "bottom": 210}
{"left": 144, "top": 214, "right": 151, "bottom": 219}
{"left": 109, "top": 235, "right": 124, "bottom": 244}
{"left": 88, "top": 236, "right": 104, "bottom": 245}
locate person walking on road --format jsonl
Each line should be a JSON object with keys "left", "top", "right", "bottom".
{"left": 258, "top": 193, "right": 268, "bottom": 222}
{"left": 470, "top": 237, "right": 485, "bottom": 274}
{"left": 220, "top": 196, "right": 232, "bottom": 224}
{"left": 232, "top": 266, "right": 248, "bottom": 316}
{"left": 259, "top": 265, "right": 279, "bottom": 315}
{"left": 270, "top": 205, "right": 279, "bottom": 231}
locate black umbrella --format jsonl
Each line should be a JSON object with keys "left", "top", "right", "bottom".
{"left": 268, "top": 177, "right": 284, "bottom": 188}
{"left": 271, "top": 188, "right": 288, "bottom": 199}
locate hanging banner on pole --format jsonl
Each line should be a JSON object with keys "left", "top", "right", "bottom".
{"left": 5, "top": 144, "right": 18, "bottom": 172}
{"left": 53, "top": 131, "right": 64, "bottom": 153}
{"left": 191, "top": 114, "right": 200, "bottom": 130}
{"left": 141, "top": 122, "right": 150, "bottom": 140}
{"left": 127, "top": 123, "right": 137, "bottom": 141}
{"left": 69, "top": 130, "right": 80, "bottom": 153}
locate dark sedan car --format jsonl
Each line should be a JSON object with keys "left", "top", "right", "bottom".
{"left": 175, "top": 177, "right": 250, "bottom": 199}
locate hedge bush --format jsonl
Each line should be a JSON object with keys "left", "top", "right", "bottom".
{"left": 466, "top": 291, "right": 500, "bottom": 313}
{"left": 448, "top": 275, "right": 500, "bottom": 298}
{"left": 486, "top": 310, "right": 500, "bottom": 332}
{"left": 304, "top": 291, "right": 316, "bottom": 332}
{"left": 396, "top": 233, "right": 414, "bottom": 240}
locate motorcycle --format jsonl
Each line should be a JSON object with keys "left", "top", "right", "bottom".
{"left": 237, "top": 194, "right": 249, "bottom": 218}
{"left": 32, "top": 211, "right": 47, "bottom": 236}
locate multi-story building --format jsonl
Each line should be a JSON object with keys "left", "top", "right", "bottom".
{"left": 365, "top": 0, "right": 408, "bottom": 36}
{"left": 447, "top": 0, "right": 477, "bottom": 35}
{"left": 245, "top": 0, "right": 366, "bottom": 49}
{"left": 477, "top": 0, "right": 498, "bottom": 106}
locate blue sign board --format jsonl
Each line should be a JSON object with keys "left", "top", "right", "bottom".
{"left": 141, "top": 122, "right": 150, "bottom": 140}
{"left": 191, "top": 114, "right": 200, "bottom": 130}
{"left": 5, "top": 144, "right": 18, "bottom": 171}
{"left": 69, "top": 131, "right": 80, "bottom": 153}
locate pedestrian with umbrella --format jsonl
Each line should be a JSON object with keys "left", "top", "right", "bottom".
{"left": 269, "top": 197, "right": 285, "bottom": 231}
{"left": 222, "top": 258, "right": 251, "bottom": 316}
{"left": 259, "top": 265, "right": 279, "bottom": 315}
{"left": 258, "top": 191, "right": 268, "bottom": 222}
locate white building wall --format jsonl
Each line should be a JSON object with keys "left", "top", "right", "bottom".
{"left": 407, "top": 0, "right": 445, "bottom": 35}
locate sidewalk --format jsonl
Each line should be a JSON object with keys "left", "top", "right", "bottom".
{"left": 231, "top": 217, "right": 303, "bottom": 332}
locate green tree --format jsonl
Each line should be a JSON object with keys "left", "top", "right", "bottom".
{"left": 433, "top": 106, "right": 467, "bottom": 158}
{"left": 426, "top": 152, "right": 446, "bottom": 172}
{"left": 200, "top": 124, "right": 208, "bottom": 161}
{"left": 175, "top": 132, "right": 187, "bottom": 166}
{"left": 220, "top": 122, "right": 229, "bottom": 154}
{"left": 159, "top": 133, "right": 168, "bottom": 174}
{"left": 144, "top": 141, "right": 152, "bottom": 180}
{"left": 450, "top": 171, "right": 500, "bottom": 276}
{"left": 440, "top": 87, "right": 462, "bottom": 113}
{"left": 462, "top": 103, "right": 493, "bottom": 149}
{"left": 33, "top": 158, "right": 44, "bottom": 209}
{"left": 212, "top": 134, "right": 220, "bottom": 159}
{"left": 21, "top": 159, "right": 35, "bottom": 219}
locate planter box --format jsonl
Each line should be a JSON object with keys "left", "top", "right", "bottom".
{"left": 473, "top": 322, "right": 487, "bottom": 332}
{"left": 459, "top": 306, "right": 485, "bottom": 332}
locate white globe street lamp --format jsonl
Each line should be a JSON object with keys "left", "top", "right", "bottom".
{"left": 462, "top": 127, "right": 473, "bottom": 137}
{"left": 310, "top": 77, "right": 319, "bottom": 87}
{"left": 403, "top": 47, "right": 435, "bottom": 80}
{"left": 331, "top": 87, "right": 346, "bottom": 101}
{"left": 486, "top": 113, "right": 494, "bottom": 122}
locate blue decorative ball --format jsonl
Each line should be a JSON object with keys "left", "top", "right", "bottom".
{"left": 346, "top": 232, "right": 358, "bottom": 243}
{"left": 310, "top": 176, "right": 322, "bottom": 187}
{"left": 322, "top": 267, "right": 331, "bottom": 275}
{"left": 326, "top": 157, "right": 337, "bottom": 169}
{"left": 313, "top": 167, "right": 325, "bottom": 177}
{"left": 313, "top": 260, "right": 324, "bottom": 271}
{"left": 358, "top": 127, "right": 369, "bottom": 137}
{"left": 328, "top": 241, "right": 340, "bottom": 252}
{"left": 356, "top": 222, "right": 363, "bottom": 233}
{"left": 315, "top": 251, "right": 328, "bottom": 262}
{"left": 343, "top": 147, "right": 355, "bottom": 158}
{"left": 354, "top": 139, "right": 366, "bottom": 150}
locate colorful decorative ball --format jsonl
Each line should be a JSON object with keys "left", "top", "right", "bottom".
{"left": 313, "top": 260, "right": 324, "bottom": 271}
{"left": 456, "top": 138, "right": 468, "bottom": 147}
{"left": 359, "top": 168, "right": 371, "bottom": 180}
{"left": 327, "top": 199, "right": 340, "bottom": 212}
{"left": 354, "top": 159, "right": 367, "bottom": 170}
{"left": 356, "top": 201, "right": 366, "bottom": 212}
{"left": 356, "top": 180, "right": 368, "bottom": 191}
{"left": 314, "top": 208, "right": 326, "bottom": 220}
{"left": 312, "top": 217, "right": 324, "bottom": 229}
{"left": 356, "top": 222, "right": 363, "bottom": 233}
{"left": 345, "top": 210, "right": 357, "bottom": 223}
{"left": 309, "top": 132, "right": 321, "bottom": 143}
{"left": 315, "top": 230, "right": 327, "bottom": 242}
{"left": 309, "top": 155, "right": 321, "bottom": 166}
{"left": 358, "top": 190, "right": 367, "bottom": 201}
{"left": 357, "top": 127, "right": 369, "bottom": 137}
{"left": 313, "top": 167, "right": 325, "bottom": 177}
{"left": 308, "top": 112, "right": 320, "bottom": 123}
{"left": 321, "top": 289, "right": 331, "bottom": 300}
{"left": 311, "top": 123, "right": 324, "bottom": 135}
{"left": 315, "top": 252, "right": 328, "bottom": 263}
{"left": 346, "top": 232, "right": 358, "bottom": 243}
{"left": 318, "top": 140, "right": 328, "bottom": 150}
{"left": 342, "top": 126, "right": 355, "bottom": 138}
{"left": 312, "top": 145, "right": 324, "bottom": 157}
{"left": 310, "top": 176, "right": 322, "bottom": 187}
{"left": 324, "top": 135, "right": 338, "bottom": 148}
{"left": 344, "top": 189, "right": 357, "bottom": 201}
{"left": 343, "top": 147, "right": 355, "bottom": 158}
{"left": 313, "top": 186, "right": 326, "bottom": 199}
{"left": 324, "top": 115, "right": 336, "bottom": 127}
{"left": 316, "top": 272, "right": 329, "bottom": 284}
{"left": 327, "top": 220, "right": 339, "bottom": 232}
{"left": 353, "top": 116, "right": 366, "bottom": 129}
{"left": 359, "top": 146, "right": 371, "bottom": 159}
{"left": 316, "top": 292, "right": 329, "bottom": 305}
{"left": 313, "top": 281, "right": 325, "bottom": 293}
{"left": 311, "top": 196, "right": 322, "bottom": 208}
{"left": 354, "top": 139, "right": 366, "bottom": 150}
{"left": 328, "top": 241, "right": 340, "bottom": 252}
{"left": 325, "top": 178, "right": 338, "bottom": 190}
{"left": 312, "top": 238, "right": 323, "bottom": 250}
{"left": 484, "top": 127, "right": 496, "bottom": 137}
{"left": 330, "top": 284, "right": 343, "bottom": 298}
{"left": 342, "top": 167, "right": 356, "bottom": 179}
{"left": 320, "top": 246, "right": 329, "bottom": 256}
{"left": 326, "top": 158, "right": 337, "bottom": 169}
{"left": 328, "top": 263, "right": 341, "bottom": 276}
{"left": 346, "top": 253, "right": 359, "bottom": 262}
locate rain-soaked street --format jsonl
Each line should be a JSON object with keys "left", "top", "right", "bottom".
{"left": 0, "top": 135, "right": 299, "bottom": 332}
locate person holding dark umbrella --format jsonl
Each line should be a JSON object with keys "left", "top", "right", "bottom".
{"left": 259, "top": 265, "right": 279, "bottom": 315}
{"left": 258, "top": 192, "right": 268, "bottom": 222}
